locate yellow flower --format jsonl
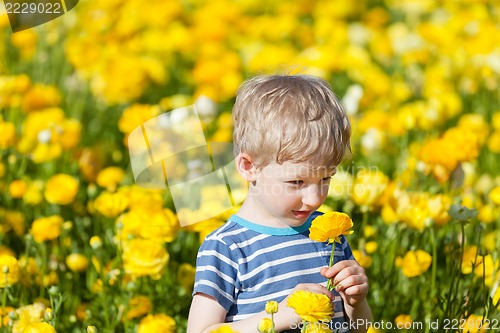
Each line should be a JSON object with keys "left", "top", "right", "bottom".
{"left": 12, "top": 303, "right": 46, "bottom": 333}
{"left": 22, "top": 84, "right": 61, "bottom": 112}
{"left": 177, "top": 263, "right": 196, "bottom": 291}
{"left": 365, "top": 241, "right": 378, "bottom": 254}
{"left": 395, "top": 250, "right": 432, "bottom": 278}
{"left": 0, "top": 255, "right": 19, "bottom": 287}
{"left": 44, "top": 174, "right": 79, "bottom": 205}
{"left": 0, "top": 120, "right": 16, "bottom": 148}
{"left": 9, "top": 180, "right": 28, "bottom": 199}
{"left": 328, "top": 170, "right": 353, "bottom": 200}
{"left": 366, "top": 328, "right": 380, "bottom": 333}
{"left": 118, "top": 104, "right": 161, "bottom": 135}
{"left": 490, "top": 186, "right": 500, "bottom": 205}
{"left": 117, "top": 208, "right": 178, "bottom": 243}
{"left": 23, "top": 181, "right": 44, "bottom": 206}
{"left": 473, "top": 255, "right": 499, "bottom": 287}
{"left": 126, "top": 295, "right": 153, "bottom": 320}
{"left": 394, "top": 314, "right": 412, "bottom": 329}
{"left": 309, "top": 212, "right": 354, "bottom": 244}
{"left": 462, "top": 314, "right": 489, "bottom": 333}
{"left": 96, "top": 166, "right": 125, "bottom": 191}
{"left": 461, "top": 246, "right": 483, "bottom": 275}
{"left": 352, "top": 250, "right": 373, "bottom": 269}
{"left": 477, "top": 204, "right": 498, "bottom": 224}
{"left": 89, "top": 236, "right": 103, "bottom": 249}
{"left": 488, "top": 130, "right": 500, "bottom": 153}
{"left": 210, "top": 326, "right": 239, "bottom": 333}
{"left": 265, "top": 301, "right": 279, "bottom": 314}
{"left": 30, "top": 216, "right": 63, "bottom": 243}
{"left": 352, "top": 170, "right": 389, "bottom": 209}
{"left": 287, "top": 290, "right": 333, "bottom": 323}
{"left": 0, "top": 246, "right": 15, "bottom": 257}
{"left": 122, "top": 239, "right": 169, "bottom": 279}
{"left": 137, "top": 313, "right": 176, "bottom": 333}
{"left": 493, "top": 286, "right": 500, "bottom": 311}
{"left": 0, "top": 305, "right": 15, "bottom": 326}
{"left": 427, "top": 194, "right": 451, "bottom": 226}
{"left": 66, "top": 254, "right": 89, "bottom": 272}
{"left": 93, "top": 191, "right": 129, "bottom": 218}
{"left": 257, "top": 318, "right": 274, "bottom": 333}
{"left": 20, "top": 322, "right": 56, "bottom": 333}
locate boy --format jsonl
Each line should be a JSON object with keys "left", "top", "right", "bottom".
{"left": 187, "top": 74, "right": 371, "bottom": 333}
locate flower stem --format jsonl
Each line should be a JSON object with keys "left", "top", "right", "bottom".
{"left": 301, "top": 321, "right": 307, "bottom": 333}
{"left": 327, "top": 242, "right": 336, "bottom": 291}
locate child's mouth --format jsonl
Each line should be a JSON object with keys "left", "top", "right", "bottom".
{"left": 292, "top": 210, "right": 311, "bottom": 218}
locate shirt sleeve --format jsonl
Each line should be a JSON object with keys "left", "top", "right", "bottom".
{"left": 338, "top": 234, "right": 355, "bottom": 261}
{"left": 193, "top": 235, "right": 240, "bottom": 312}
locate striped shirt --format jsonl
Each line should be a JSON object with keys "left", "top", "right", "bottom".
{"left": 193, "top": 212, "right": 354, "bottom": 332}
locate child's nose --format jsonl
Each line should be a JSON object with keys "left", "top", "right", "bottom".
{"left": 302, "top": 185, "right": 323, "bottom": 207}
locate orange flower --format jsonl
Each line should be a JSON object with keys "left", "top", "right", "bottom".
{"left": 309, "top": 212, "right": 354, "bottom": 244}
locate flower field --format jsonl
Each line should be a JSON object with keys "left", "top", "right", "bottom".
{"left": 1, "top": 0, "right": 500, "bottom": 332}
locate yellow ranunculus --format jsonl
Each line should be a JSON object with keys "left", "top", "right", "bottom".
{"left": 309, "top": 212, "right": 354, "bottom": 244}
{"left": 461, "top": 246, "right": 482, "bottom": 275}
{"left": 394, "top": 314, "right": 412, "bottom": 329}
{"left": 462, "top": 314, "right": 489, "bottom": 332}
{"left": 177, "top": 263, "right": 196, "bottom": 291}
{"left": 352, "top": 170, "right": 389, "bottom": 209}
{"left": 9, "top": 180, "right": 28, "bottom": 199}
{"left": 65, "top": 254, "right": 89, "bottom": 272}
{"left": 287, "top": 290, "right": 333, "bottom": 323}
{"left": 30, "top": 215, "right": 63, "bottom": 243}
{"left": 473, "top": 255, "right": 499, "bottom": 287}
{"left": 20, "top": 322, "right": 56, "bottom": 333}
{"left": 93, "top": 191, "right": 129, "bottom": 218}
{"left": 96, "top": 166, "right": 125, "bottom": 191}
{"left": 0, "top": 255, "right": 19, "bottom": 287}
{"left": 395, "top": 250, "right": 432, "bottom": 278}
{"left": 22, "top": 84, "right": 61, "bottom": 112}
{"left": 126, "top": 295, "right": 153, "bottom": 320}
{"left": 493, "top": 286, "right": 500, "bottom": 311}
{"left": 352, "top": 250, "right": 373, "bottom": 269}
{"left": 122, "top": 239, "right": 169, "bottom": 279}
{"left": 489, "top": 186, "right": 500, "bottom": 206}
{"left": 12, "top": 303, "right": 46, "bottom": 333}
{"left": 257, "top": 318, "right": 274, "bottom": 333}
{"left": 0, "top": 120, "right": 16, "bottom": 148}
{"left": 265, "top": 300, "right": 279, "bottom": 314}
{"left": 137, "top": 313, "right": 176, "bottom": 333}
{"left": 487, "top": 131, "right": 500, "bottom": 153}
{"left": 44, "top": 174, "right": 79, "bottom": 205}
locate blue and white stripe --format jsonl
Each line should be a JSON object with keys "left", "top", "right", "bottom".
{"left": 193, "top": 212, "right": 354, "bottom": 332}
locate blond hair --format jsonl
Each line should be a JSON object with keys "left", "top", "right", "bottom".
{"left": 232, "top": 74, "right": 351, "bottom": 169}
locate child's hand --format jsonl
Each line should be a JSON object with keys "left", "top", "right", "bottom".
{"left": 320, "top": 260, "right": 369, "bottom": 307}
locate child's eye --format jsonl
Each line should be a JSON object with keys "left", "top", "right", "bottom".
{"left": 287, "top": 180, "right": 304, "bottom": 185}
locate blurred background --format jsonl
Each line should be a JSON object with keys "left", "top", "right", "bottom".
{"left": 0, "top": 0, "right": 499, "bottom": 332}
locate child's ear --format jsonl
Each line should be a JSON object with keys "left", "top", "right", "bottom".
{"left": 235, "top": 153, "right": 257, "bottom": 182}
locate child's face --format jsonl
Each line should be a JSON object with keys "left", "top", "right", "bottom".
{"left": 248, "top": 161, "right": 335, "bottom": 227}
